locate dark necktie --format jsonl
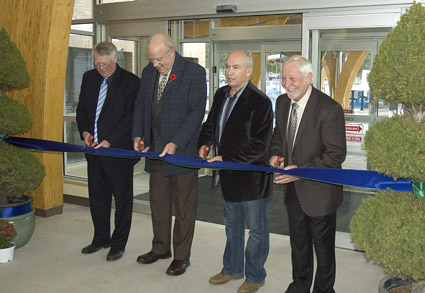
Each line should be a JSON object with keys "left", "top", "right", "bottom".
{"left": 218, "top": 94, "right": 236, "bottom": 142}
{"left": 94, "top": 78, "right": 108, "bottom": 144}
{"left": 286, "top": 103, "right": 299, "bottom": 165}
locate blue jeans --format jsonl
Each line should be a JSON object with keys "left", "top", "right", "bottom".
{"left": 222, "top": 197, "right": 270, "bottom": 284}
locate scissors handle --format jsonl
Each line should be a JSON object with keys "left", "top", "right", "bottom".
{"left": 138, "top": 139, "right": 144, "bottom": 152}
{"left": 203, "top": 145, "right": 210, "bottom": 158}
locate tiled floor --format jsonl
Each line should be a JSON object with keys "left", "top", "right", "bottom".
{"left": 1, "top": 203, "right": 386, "bottom": 293}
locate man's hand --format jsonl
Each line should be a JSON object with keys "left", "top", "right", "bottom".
{"left": 159, "top": 142, "right": 177, "bottom": 157}
{"left": 274, "top": 164, "right": 299, "bottom": 184}
{"left": 207, "top": 155, "right": 223, "bottom": 162}
{"left": 134, "top": 137, "right": 144, "bottom": 152}
{"left": 94, "top": 140, "right": 110, "bottom": 149}
{"left": 83, "top": 131, "right": 96, "bottom": 147}
{"left": 269, "top": 155, "right": 284, "bottom": 168}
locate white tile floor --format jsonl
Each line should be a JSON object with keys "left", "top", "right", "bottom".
{"left": 0, "top": 203, "right": 386, "bottom": 293}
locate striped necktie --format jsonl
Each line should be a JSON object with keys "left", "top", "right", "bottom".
{"left": 94, "top": 78, "right": 108, "bottom": 144}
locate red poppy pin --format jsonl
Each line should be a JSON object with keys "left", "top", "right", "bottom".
{"left": 170, "top": 73, "right": 176, "bottom": 80}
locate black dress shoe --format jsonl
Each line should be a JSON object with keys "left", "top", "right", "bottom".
{"left": 136, "top": 251, "right": 172, "bottom": 264}
{"left": 166, "top": 259, "right": 190, "bottom": 276}
{"left": 106, "top": 248, "right": 124, "bottom": 261}
{"left": 81, "top": 243, "right": 111, "bottom": 254}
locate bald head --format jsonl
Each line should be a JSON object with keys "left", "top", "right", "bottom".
{"left": 147, "top": 34, "right": 176, "bottom": 75}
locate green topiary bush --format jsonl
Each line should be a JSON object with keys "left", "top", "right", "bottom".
{"left": 0, "top": 143, "right": 45, "bottom": 200}
{"left": 0, "top": 96, "right": 32, "bottom": 134}
{"left": 351, "top": 190, "right": 425, "bottom": 281}
{"left": 363, "top": 115, "right": 425, "bottom": 182}
{"left": 368, "top": 2, "right": 425, "bottom": 108}
{"left": 0, "top": 27, "right": 30, "bottom": 93}
{"left": 0, "top": 27, "right": 45, "bottom": 206}
{"left": 350, "top": 2, "right": 425, "bottom": 286}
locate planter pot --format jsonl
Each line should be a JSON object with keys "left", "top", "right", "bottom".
{"left": 379, "top": 275, "right": 412, "bottom": 293}
{"left": 0, "top": 195, "right": 35, "bottom": 248}
{"left": 0, "top": 243, "right": 15, "bottom": 263}
{"left": 0, "top": 195, "right": 33, "bottom": 218}
{"left": 5, "top": 208, "right": 35, "bottom": 248}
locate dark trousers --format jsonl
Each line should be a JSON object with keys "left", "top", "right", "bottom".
{"left": 149, "top": 160, "right": 198, "bottom": 261}
{"left": 87, "top": 156, "right": 134, "bottom": 251}
{"left": 285, "top": 183, "right": 337, "bottom": 293}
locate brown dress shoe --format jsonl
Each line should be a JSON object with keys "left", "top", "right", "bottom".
{"left": 166, "top": 259, "right": 190, "bottom": 275}
{"left": 209, "top": 272, "right": 244, "bottom": 284}
{"left": 238, "top": 281, "right": 265, "bottom": 293}
{"left": 136, "top": 251, "right": 171, "bottom": 264}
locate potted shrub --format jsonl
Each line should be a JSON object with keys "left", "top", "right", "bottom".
{"left": 0, "top": 219, "right": 17, "bottom": 263}
{"left": 350, "top": 2, "right": 425, "bottom": 292}
{"left": 0, "top": 27, "right": 45, "bottom": 248}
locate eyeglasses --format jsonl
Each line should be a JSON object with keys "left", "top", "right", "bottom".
{"left": 94, "top": 60, "right": 112, "bottom": 68}
{"left": 149, "top": 49, "right": 171, "bottom": 64}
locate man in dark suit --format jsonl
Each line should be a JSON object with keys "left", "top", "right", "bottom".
{"left": 269, "top": 55, "right": 346, "bottom": 293}
{"left": 132, "top": 34, "right": 206, "bottom": 276}
{"left": 198, "top": 50, "right": 273, "bottom": 293}
{"left": 76, "top": 41, "right": 140, "bottom": 261}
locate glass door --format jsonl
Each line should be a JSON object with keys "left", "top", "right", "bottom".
{"left": 261, "top": 42, "right": 301, "bottom": 112}
{"left": 214, "top": 41, "right": 301, "bottom": 112}
{"left": 316, "top": 30, "right": 390, "bottom": 249}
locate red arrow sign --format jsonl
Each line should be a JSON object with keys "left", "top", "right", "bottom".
{"left": 346, "top": 125, "right": 363, "bottom": 133}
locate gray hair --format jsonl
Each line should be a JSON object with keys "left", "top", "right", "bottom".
{"left": 93, "top": 41, "right": 117, "bottom": 59}
{"left": 283, "top": 55, "right": 313, "bottom": 78}
{"left": 148, "top": 33, "right": 176, "bottom": 52}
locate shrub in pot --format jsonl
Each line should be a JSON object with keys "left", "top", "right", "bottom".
{"left": 350, "top": 2, "right": 425, "bottom": 292}
{"left": 0, "top": 27, "right": 45, "bottom": 247}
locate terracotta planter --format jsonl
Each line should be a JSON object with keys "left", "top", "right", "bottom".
{"left": 0, "top": 243, "right": 15, "bottom": 263}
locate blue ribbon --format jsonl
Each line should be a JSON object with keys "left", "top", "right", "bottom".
{"left": 4, "top": 136, "right": 412, "bottom": 192}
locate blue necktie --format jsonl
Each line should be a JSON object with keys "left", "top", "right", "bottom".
{"left": 94, "top": 78, "right": 108, "bottom": 144}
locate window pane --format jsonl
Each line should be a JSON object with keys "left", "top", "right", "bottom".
{"left": 183, "top": 19, "right": 210, "bottom": 39}
{"left": 215, "top": 14, "right": 302, "bottom": 28}
{"left": 100, "top": 0, "right": 135, "bottom": 3}
{"left": 64, "top": 34, "right": 93, "bottom": 178}
{"left": 72, "top": 0, "right": 93, "bottom": 20}
{"left": 71, "top": 23, "right": 93, "bottom": 33}
{"left": 65, "top": 35, "right": 93, "bottom": 115}
{"left": 112, "top": 38, "right": 137, "bottom": 75}
{"left": 181, "top": 43, "right": 210, "bottom": 109}
{"left": 64, "top": 119, "right": 87, "bottom": 177}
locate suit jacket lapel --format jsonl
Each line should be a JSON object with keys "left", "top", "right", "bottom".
{"left": 220, "top": 82, "right": 250, "bottom": 140}
{"left": 100, "top": 65, "right": 124, "bottom": 110}
{"left": 279, "top": 96, "right": 291, "bottom": 155}
{"left": 161, "top": 53, "right": 183, "bottom": 99}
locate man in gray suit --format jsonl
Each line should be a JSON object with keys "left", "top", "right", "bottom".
{"left": 269, "top": 55, "right": 346, "bottom": 293}
{"left": 132, "top": 33, "right": 207, "bottom": 276}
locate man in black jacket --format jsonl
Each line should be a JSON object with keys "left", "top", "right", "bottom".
{"left": 199, "top": 50, "right": 273, "bottom": 293}
{"left": 76, "top": 41, "right": 139, "bottom": 262}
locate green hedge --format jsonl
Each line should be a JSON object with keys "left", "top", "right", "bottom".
{"left": 350, "top": 190, "right": 425, "bottom": 281}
